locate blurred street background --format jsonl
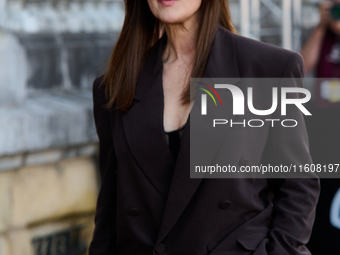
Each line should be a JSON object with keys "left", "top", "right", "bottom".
{"left": 0, "top": 0, "right": 339, "bottom": 255}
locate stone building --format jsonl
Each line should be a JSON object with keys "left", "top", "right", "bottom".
{"left": 0, "top": 0, "right": 321, "bottom": 255}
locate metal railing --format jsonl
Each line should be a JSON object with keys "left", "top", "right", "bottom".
{"left": 238, "top": 0, "right": 303, "bottom": 51}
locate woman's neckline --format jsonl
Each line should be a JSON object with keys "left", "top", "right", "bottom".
{"left": 164, "top": 123, "right": 186, "bottom": 134}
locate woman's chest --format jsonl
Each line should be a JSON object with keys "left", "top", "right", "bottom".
{"left": 162, "top": 62, "right": 193, "bottom": 132}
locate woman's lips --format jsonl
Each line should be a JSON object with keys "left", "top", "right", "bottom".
{"left": 158, "top": 0, "right": 178, "bottom": 7}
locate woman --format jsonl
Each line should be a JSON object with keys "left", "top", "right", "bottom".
{"left": 89, "top": 0, "right": 320, "bottom": 254}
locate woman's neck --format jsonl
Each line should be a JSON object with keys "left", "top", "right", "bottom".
{"left": 163, "top": 16, "right": 200, "bottom": 65}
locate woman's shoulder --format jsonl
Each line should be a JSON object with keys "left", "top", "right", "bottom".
{"left": 93, "top": 74, "right": 105, "bottom": 91}
{"left": 217, "top": 25, "right": 304, "bottom": 78}
{"left": 92, "top": 73, "right": 108, "bottom": 107}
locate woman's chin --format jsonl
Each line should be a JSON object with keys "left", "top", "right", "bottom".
{"left": 157, "top": 15, "right": 185, "bottom": 25}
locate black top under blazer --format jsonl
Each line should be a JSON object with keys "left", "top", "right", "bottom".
{"left": 89, "top": 25, "right": 320, "bottom": 255}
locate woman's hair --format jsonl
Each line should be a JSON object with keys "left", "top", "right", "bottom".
{"left": 101, "top": 0, "right": 236, "bottom": 111}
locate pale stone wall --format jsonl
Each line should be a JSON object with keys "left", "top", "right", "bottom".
{"left": 0, "top": 156, "right": 99, "bottom": 255}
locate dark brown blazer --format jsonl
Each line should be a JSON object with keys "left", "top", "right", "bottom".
{"left": 89, "top": 25, "right": 320, "bottom": 255}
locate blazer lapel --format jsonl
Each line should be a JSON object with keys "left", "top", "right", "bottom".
{"left": 156, "top": 25, "right": 241, "bottom": 242}
{"left": 121, "top": 34, "right": 175, "bottom": 199}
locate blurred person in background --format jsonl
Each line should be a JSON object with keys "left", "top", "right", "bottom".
{"left": 301, "top": 1, "right": 340, "bottom": 254}
{"left": 302, "top": 0, "right": 340, "bottom": 77}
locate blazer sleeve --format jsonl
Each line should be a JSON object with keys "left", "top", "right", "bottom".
{"left": 89, "top": 76, "right": 118, "bottom": 255}
{"left": 260, "top": 53, "right": 320, "bottom": 255}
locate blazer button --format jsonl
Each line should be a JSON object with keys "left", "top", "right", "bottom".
{"left": 127, "top": 208, "right": 141, "bottom": 216}
{"left": 155, "top": 243, "right": 166, "bottom": 254}
{"left": 239, "top": 159, "right": 249, "bottom": 166}
{"left": 219, "top": 200, "right": 231, "bottom": 209}
{"left": 207, "top": 241, "right": 217, "bottom": 252}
